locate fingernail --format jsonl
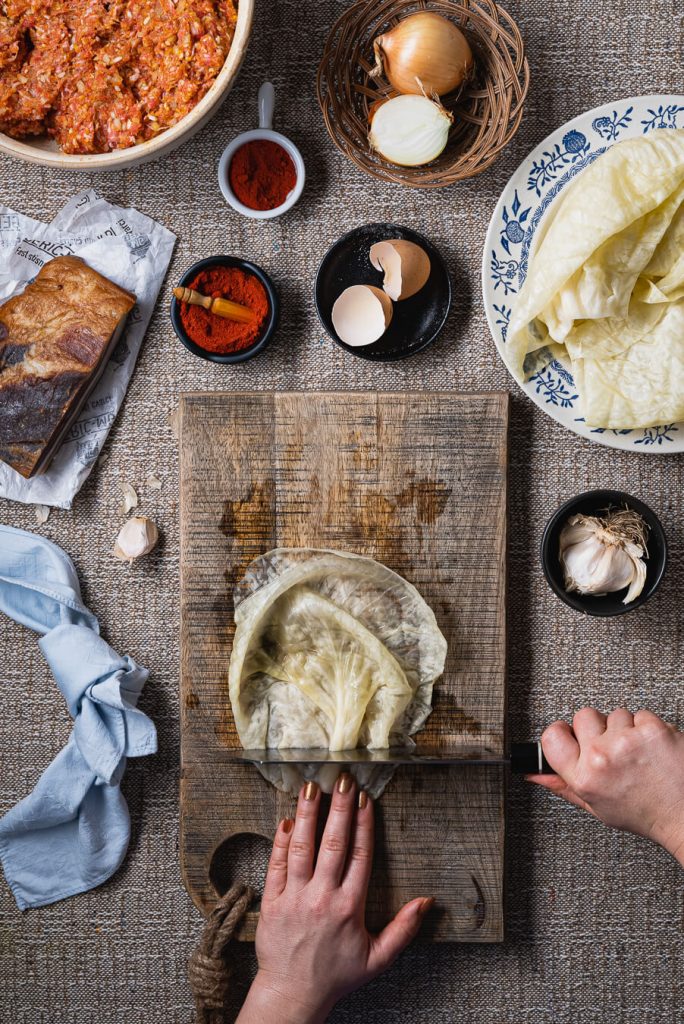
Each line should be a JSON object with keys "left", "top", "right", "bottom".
{"left": 337, "top": 772, "right": 353, "bottom": 794}
{"left": 281, "top": 818, "right": 293, "bottom": 834}
{"left": 303, "top": 781, "right": 318, "bottom": 801}
{"left": 419, "top": 897, "right": 435, "bottom": 916}
{"left": 358, "top": 790, "right": 368, "bottom": 810}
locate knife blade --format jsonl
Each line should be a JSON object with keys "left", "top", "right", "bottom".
{"left": 228, "top": 741, "right": 553, "bottom": 773}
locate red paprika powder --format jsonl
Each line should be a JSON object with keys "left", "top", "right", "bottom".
{"left": 229, "top": 139, "right": 297, "bottom": 211}
{"left": 179, "top": 265, "right": 269, "bottom": 355}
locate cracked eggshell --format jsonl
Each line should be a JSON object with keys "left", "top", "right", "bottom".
{"left": 331, "top": 285, "right": 393, "bottom": 347}
{"left": 369, "top": 239, "right": 431, "bottom": 301}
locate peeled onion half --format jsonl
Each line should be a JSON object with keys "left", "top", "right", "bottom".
{"left": 332, "top": 285, "right": 393, "bottom": 346}
{"left": 370, "top": 239, "right": 431, "bottom": 300}
{"left": 369, "top": 94, "right": 452, "bottom": 167}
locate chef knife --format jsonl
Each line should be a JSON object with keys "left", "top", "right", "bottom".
{"left": 227, "top": 742, "right": 554, "bottom": 774}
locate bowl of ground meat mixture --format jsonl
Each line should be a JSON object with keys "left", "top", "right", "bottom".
{"left": 0, "top": 0, "right": 254, "bottom": 168}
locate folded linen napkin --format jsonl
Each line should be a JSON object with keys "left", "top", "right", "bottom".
{"left": 0, "top": 525, "right": 157, "bottom": 909}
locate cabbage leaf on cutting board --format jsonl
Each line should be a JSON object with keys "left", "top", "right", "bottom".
{"left": 505, "top": 129, "right": 684, "bottom": 429}
{"left": 229, "top": 548, "right": 447, "bottom": 797}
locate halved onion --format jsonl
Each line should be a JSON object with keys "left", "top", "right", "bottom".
{"left": 369, "top": 94, "right": 452, "bottom": 167}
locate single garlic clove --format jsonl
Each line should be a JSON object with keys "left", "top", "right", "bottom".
{"left": 331, "top": 285, "right": 393, "bottom": 346}
{"left": 34, "top": 504, "right": 50, "bottom": 524}
{"left": 622, "top": 541, "right": 647, "bottom": 604}
{"left": 113, "top": 516, "right": 159, "bottom": 564}
{"left": 369, "top": 239, "right": 431, "bottom": 301}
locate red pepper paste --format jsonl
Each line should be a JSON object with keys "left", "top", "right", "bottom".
{"left": 179, "top": 265, "right": 270, "bottom": 355}
{"left": 229, "top": 139, "right": 297, "bottom": 211}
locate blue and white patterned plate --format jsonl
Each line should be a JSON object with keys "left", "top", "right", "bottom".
{"left": 482, "top": 95, "right": 684, "bottom": 453}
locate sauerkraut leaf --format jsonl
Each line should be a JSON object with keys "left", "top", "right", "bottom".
{"left": 505, "top": 130, "right": 684, "bottom": 428}
{"left": 229, "top": 548, "right": 447, "bottom": 796}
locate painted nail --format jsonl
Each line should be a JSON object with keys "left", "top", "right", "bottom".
{"left": 281, "top": 818, "right": 294, "bottom": 834}
{"left": 358, "top": 790, "right": 368, "bottom": 810}
{"left": 337, "top": 772, "right": 353, "bottom": 794}
{"left": 303, "top": 781, "right": 318, "bottom": 801}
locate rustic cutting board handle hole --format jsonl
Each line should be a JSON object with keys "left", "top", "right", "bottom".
{"left": 209, "top": 831, "right": 271, "bottom": 902}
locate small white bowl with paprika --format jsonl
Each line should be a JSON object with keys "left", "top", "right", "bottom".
{"left": 218, "top": 82, "right": 305, "bottom": 219}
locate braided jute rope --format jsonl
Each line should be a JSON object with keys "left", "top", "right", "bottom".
{"left": 188, "top": 883, "right": 255, "bottom": 1023}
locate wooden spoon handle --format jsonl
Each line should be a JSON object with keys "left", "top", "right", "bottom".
{"left": 173, "top": 286, "right": 255, "bottom": 324}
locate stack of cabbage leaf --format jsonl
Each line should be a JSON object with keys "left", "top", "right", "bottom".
{"left": 505, "top": 129, "right": 684, "bottom": 429}
{"left": 229, "top": 548, "right": 447, "bottom": 796}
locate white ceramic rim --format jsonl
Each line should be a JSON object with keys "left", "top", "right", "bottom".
{"left": 217, "top": 128, "right": 306, "bottom": 219}
{"left": 481, "top": 93, "right": 684, "bottom": 454}
{"left": 0, "top": 0, "right": 254, "bottom": 170}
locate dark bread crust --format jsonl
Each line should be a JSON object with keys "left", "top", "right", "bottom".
{"left": 0, "top": 255, "right": 136, "bottom": 478}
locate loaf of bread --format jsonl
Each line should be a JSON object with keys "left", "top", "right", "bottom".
{"left": 0, "top": 256, "right": 136, "bottom": 478}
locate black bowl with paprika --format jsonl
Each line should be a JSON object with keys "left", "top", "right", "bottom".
{"left": 170, "top": 256, "right": 279, "bottom": 364}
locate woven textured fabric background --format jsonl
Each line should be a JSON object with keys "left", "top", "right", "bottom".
{"left": 1, "top": 1, "right": 683, "bottom": 1021}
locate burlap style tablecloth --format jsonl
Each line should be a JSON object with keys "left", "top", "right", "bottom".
{"left": 1, "top": 2, "right": 683, "bottom": 1021}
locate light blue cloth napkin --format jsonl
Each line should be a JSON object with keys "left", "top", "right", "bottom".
{"left": 0, "top": 524, "right": 157, "bottom": 909}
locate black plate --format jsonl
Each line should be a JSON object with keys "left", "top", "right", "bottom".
{"left": 314, "top": 223, "right": 451, "bottom": 362}
{"left": 540, "top": 489, "right": 667, "bottom": 617}
{"left": 170, "top": 255, "right": 280, "bottom": 364}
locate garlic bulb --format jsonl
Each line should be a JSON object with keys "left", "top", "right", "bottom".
{"left": 114, "top": 516, "right": 159, "bottom": 564}
{"left": 559, "top": 510, "right": 648, "bottom": 605}
{"left": 369, "top": 94, "right": 452, "bottom": 167}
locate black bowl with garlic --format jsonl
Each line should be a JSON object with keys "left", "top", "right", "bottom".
{"left": 541, "top": 490, "right": 667, "bottom": 617}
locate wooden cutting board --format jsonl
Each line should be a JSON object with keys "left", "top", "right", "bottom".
{"left": 180, "top": 391, "right": 508, "bottom": 942}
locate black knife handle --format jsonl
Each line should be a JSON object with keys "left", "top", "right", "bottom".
{"left": 510, "top": 741, "right": 554, "bottom": 774}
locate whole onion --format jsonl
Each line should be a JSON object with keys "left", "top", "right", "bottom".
{"left": 372, "top": 12, "right": 474, "bottom": 98}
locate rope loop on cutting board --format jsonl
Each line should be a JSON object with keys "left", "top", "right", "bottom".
{"left": 188, "top": 882, "right": 255, "bottom": 1021}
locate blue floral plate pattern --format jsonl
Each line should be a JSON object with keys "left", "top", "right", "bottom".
{"left": 482, "top": 95, "right": 684, "bottom": 453}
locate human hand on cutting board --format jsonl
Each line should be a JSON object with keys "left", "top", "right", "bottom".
{"left": 528, "top": 707, "right": 684, "bottom": 867}
{"left": 236, "top": 775, "right": 433, "bottom": 1024}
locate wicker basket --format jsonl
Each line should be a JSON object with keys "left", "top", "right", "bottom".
{"left": 316, "top": 0, "right": 529, "bottom": 188}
